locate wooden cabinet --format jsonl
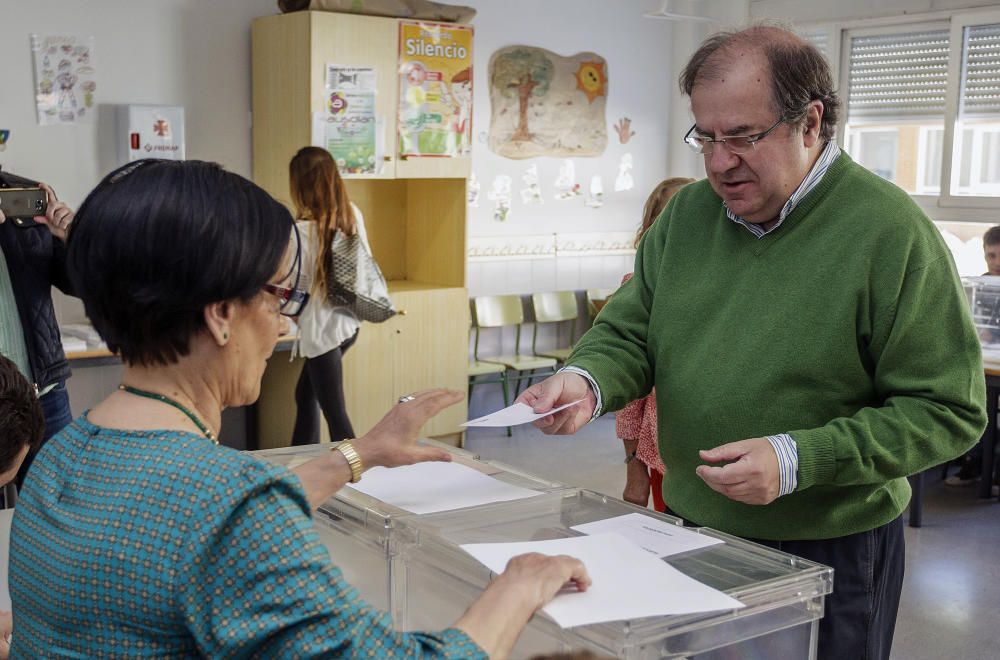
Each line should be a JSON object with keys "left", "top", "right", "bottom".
{"left": 251, "top": 10, "right": 470, "bottom": 193}
{"left": 342, "top": 286, "right": 468, "bottom": 438}
{"left": 251, "top": 11, "right": 470, "bottom": 446}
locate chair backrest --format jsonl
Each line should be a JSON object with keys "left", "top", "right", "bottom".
{"left": 586, "top": 288, "right": 616, "bottom": 321}
{"left": 532, "top": 291, "right": 578, "bottom": 323}
{"left": 586, "top": 288, "right": 615, "bottom": 306}
{"left": 474, "top": 294, "right": 525, "bottom": 328}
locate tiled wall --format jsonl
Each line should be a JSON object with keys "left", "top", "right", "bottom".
{"left": 467, "top": 233, "right": 636, "bottom": 362}
{"left": 467, "top": 232, "right": 635, "bottom": 297}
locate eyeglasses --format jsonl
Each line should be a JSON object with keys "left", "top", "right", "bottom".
{"left": 683, "top": 117, "right": 786, "bottom": 155}
{"left": 262, "top": 283, "right": 309, "bottom": 317}
{"left": 264, "top": 226, "right": 309, "bottom": 316}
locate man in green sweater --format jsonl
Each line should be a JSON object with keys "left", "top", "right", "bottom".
{"left": 519, "top": 26, "right": 986, "bottom": 660}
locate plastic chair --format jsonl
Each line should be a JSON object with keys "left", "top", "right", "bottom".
{"left": 468, "top": 356, "right": 508, "bottom": 406}
{"left": 473, "top": 294, "right": 557, "bottom": 397}
{"left": 531, "top": 291, "right": 579, "bottom": 365}
{"left": 586, "top": 288, "right": 616, "bottom": 324}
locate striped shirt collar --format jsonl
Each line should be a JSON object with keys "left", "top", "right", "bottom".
{"left": 725, "top": 139, "right": 841, "bottom": 239}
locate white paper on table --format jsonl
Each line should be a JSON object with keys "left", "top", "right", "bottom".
{"left": 346, "top": 461, "right": 541, "bottom": 515}
{"left": 460, "top": 533, "right": 744, "bottom": 628}
{"left": 571, "top": 513, "right": 723, "bottom": 558}
{"left": 461, "top": 398, "right": 585, "bottom": 428}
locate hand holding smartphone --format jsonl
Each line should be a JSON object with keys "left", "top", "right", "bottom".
{"left": 0, "top": 170, "right": 48, "bottom": 225}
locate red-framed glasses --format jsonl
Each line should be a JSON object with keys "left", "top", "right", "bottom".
{"left": 262, "top": 283, "right": 309, "bottom": 317}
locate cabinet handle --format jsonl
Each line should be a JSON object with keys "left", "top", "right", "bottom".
{"left": 396, "top": 309, "right": 408, "bottom": 316}
{"left": 383, "top": 156, "right": 393, "bottom": 162}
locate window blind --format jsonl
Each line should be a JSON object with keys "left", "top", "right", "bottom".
{"left": 847, "top": 29, "right": 950, "bottom": 120}
{"left": 960, "top": 23, "right": 1000, "bottom": 119}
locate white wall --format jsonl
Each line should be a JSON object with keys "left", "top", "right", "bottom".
{"left": 2, "top": 0, "right": 280, "bottom": 326}
{"left": 0, "top": 0, "right": 755, "bottom": 386}
{"left": 1, "top": 0, "right": 279, "bottom": 412}
{"left": 462, "top": 0, "right": 748, "bottom": 297}
{"left": 463, "top": 0, "right": 670, "bottom": 297}
{"left": 750, "top": 0, "right": 1000, "bottom": 24}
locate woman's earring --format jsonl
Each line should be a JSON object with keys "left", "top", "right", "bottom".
{"left": 222, "top": 331, "right": 229, "bottom": 344}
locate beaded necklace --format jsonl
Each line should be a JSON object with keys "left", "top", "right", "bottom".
{"left": 118, "top": 385, "right": 218, "bottom": 444}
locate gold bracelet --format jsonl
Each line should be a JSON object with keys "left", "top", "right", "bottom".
{"left": 334, "top": 440, "right": 364, "bottom": 483}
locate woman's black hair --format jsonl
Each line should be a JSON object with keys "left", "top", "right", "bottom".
{"left": 67, "top": 159, "right": 293, "bottom": 366}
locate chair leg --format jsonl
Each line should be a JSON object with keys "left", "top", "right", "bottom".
{"left": 514, "top": 369, "right": 536, "bottom": 397}
{"left": 523, "top": 369, "right": 538, "bottom": 393}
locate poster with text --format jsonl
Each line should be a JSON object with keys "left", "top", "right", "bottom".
{"left": 31, "top": 34, "right": 97, "bottom": 126}
{"left": 398, "top": 21, "right": 473, "bottom": 158}
{"left": 314, "top": 64, "right": 379, "bottom": 175}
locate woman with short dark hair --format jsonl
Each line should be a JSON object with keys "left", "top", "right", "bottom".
{"left": 8, "top": 159, "right": 589, "bottom": 659}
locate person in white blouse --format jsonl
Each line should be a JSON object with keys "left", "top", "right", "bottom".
{"left": 288, "top": 147, "right": 372, "bottom": 445}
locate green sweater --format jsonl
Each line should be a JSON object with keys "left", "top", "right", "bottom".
{"left": 569, "top": 152, "right": 986, "bottom": 540}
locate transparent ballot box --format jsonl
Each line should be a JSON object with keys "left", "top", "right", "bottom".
{"left": 252, "top": 444, "right": 565, "bottom": 612}
{"left": 964, "top": 275, "right": 1000, "bottom": 353}
{"left": 391, "top": 489, "right": 833, "bottom": 660}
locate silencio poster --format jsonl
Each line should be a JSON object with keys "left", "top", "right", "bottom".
{"left": 397, "top": 21, "right": 473, "bottom": 158}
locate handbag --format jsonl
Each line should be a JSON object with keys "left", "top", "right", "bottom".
{"left": 326, "top": 230, "right": 397, "bottom": 323}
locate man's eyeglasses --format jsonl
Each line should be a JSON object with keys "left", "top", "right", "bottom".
{"left": 683, "top": 117, "right": 786, "bottom": 155}
{"left": 263, "top": 283, "right": 309, "bottom": 317}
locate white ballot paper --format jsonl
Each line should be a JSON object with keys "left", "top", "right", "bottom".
{"left": 460, "top": 533, "right": 744, "bottom": 628}
{"left": 462, "top": 398, "right": 585, "bottom": 427}
{"left": 346, "top": 461, "right": 542, "bottom": 514}
{"left": 572, "top": 513, "right": 723, "bottom": 558}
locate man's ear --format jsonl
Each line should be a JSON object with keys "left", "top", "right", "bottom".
{"left": 803, "top": 100, "right": 824, "bottom": 148}
{"left": 204, "top": 301, "right": 235, "bottom": 346}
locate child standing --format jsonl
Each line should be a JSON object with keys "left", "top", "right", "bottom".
{"left": 616, "top": 177, "right": 694, "bottom": 510}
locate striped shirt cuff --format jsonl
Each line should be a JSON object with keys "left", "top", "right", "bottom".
{"left": 559, "top": 366, "right": 603, "bottom": 420}
{"left": 766, "top": 434, "right": 799, "bottom": 496}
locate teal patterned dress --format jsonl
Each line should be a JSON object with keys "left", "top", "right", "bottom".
{"left": 9, "top": 415, "right": 486, "bottom": 658}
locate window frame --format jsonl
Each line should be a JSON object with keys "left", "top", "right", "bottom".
{"left": 939, "top": 9, "right": 1000, "bottom": 209}
{"left": 803, "top": 8, "right": 1000, "bottom": 222}
{"left": 844, "top": 125, "right": 901, "bottom": 182}
{"left": 838, "top": 20, "right": 950, "bottom": 209}
{"left": 916, "top": 125, "right": 944, "bottom": 195}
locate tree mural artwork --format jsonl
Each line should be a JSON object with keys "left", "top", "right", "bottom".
{"left": 488, "top": 46, "right": 608, "bottom": 159}
{"left": 491, "top": 48, "right": 554, "bottom": 143}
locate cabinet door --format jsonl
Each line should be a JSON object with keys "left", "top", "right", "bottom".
{"left": 341, "top": 312, "right": 405, "bottom": 435}
{"left": 341, "top": 288, "right": 466, "bottom": 438}
{"left": 391, "top": 288, "right": 468, "bottom": 437}
{"left": 310, "top": 12, "right": 399, "bottom": 179}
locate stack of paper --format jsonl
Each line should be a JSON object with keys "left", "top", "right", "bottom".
{"left": 571, "top": 513, "right": 723, "bottom": 558}
{"left": 346, "top": 461, "right": 542, "bottom": 515}
{"left": 460, "top": 532, "right": 744, "bottom": 628}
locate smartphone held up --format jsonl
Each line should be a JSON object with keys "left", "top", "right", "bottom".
{"left": 0, "top": 169, "right": 48, "bottom": 226}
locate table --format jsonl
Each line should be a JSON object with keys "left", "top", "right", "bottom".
{"left": 65, "top": 335, "right": 299, "bottom": 450}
